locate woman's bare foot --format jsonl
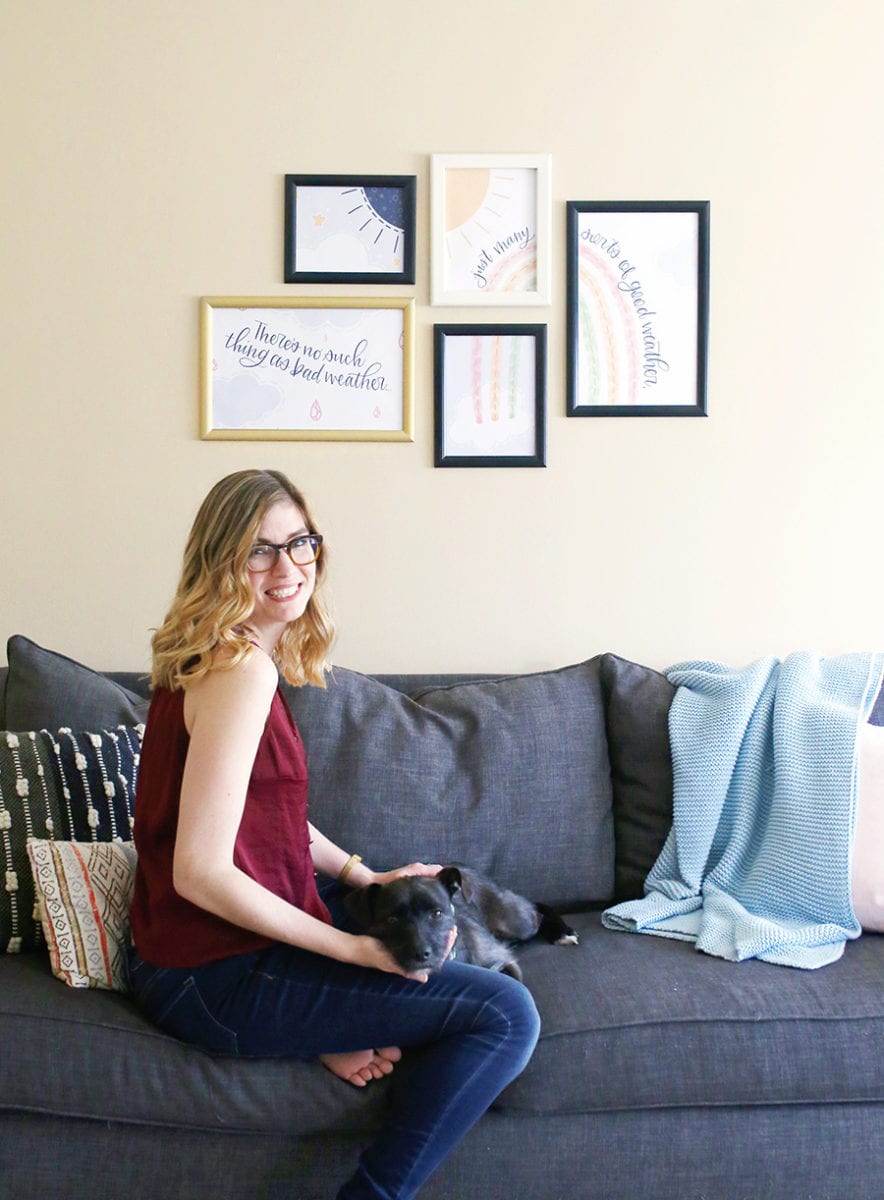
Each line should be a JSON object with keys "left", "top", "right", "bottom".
{"left": 320, "top": 1046, "right": 402, "bottom": 1088}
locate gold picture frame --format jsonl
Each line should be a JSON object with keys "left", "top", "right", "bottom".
{"left": 200, "top": 296, "right": 414, "bottom": 441}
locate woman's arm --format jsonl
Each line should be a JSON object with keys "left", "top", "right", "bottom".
{"left": 172, "top": 653, "right": 419, "bottom": 976}
{"left": 307, "top": 823, "right": 442, "bottom": 890}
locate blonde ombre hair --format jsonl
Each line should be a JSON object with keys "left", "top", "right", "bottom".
{"left": 151, "top": 470, "right": 334, "bottom": 690}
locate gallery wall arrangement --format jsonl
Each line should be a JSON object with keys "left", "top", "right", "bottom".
{"left": 199, "top": 154, "right": 710, "bottom": 463}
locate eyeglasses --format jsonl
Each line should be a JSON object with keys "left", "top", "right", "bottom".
{"left": 246, "top": 534, "right": 323, "bottom": 572}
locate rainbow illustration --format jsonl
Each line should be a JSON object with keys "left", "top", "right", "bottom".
{"left": 482, "top": 245, "right": 537, "bottom": 294}
{"left": 576, "top": 244, "right": 641, "bottom": 406}
{"left": 468, "top": 335, "right": 523, "bottom": 424}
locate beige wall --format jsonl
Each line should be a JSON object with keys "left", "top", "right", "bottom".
{"left": 3, "top": 0, "right": 883, "bottom": 676}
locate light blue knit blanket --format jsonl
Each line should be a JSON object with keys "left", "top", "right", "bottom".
{"left": 602, "top": 652, "right": 884, "bottom": 968}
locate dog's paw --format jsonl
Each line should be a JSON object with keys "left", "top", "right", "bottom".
{"left": 555, "top": 931, "right": 579, "bottom": 946}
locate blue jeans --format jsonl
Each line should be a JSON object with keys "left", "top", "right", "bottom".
{"left": 126, "top": 888, "right": 540, "bottom": 1200}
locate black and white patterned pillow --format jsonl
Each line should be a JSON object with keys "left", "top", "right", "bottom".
{"left": 0, "top": 725, "right": 142, "bottom": 953}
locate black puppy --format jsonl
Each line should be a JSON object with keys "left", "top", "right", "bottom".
{"left": 344, "top": 866, "right": 578, "bottom": 981}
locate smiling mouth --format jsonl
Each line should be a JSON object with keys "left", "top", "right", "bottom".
{"left": 266, "top": 585, "right": 300, "bottom": 599}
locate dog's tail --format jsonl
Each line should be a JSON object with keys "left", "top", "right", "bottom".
{"left": 536, "top": 904, "right": 579, "bottom": 946}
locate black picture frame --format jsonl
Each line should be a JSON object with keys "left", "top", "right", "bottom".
{"left": 284, "top": 174, "right": 417, "bottom": 285}
{"left": 434, "top": 324, "right": 547, "bottom": 468}
{"left": 566, "top": 200, "right": 709, "bottom": 417}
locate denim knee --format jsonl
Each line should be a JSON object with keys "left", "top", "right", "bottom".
{"left": 479, "top": 973, "right": 541, "bottom": 1071}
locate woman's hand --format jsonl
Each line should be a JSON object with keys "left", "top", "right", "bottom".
{"left": 348, "top": 926, "right": 458, "bottom": 984}
{"left": 367, "top": 862, "right": 443, "bottom": 886}
{"left": 351, "top": 934, "right": 432, "bottom": 983}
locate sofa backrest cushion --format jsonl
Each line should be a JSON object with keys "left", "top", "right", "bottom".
{"left": 282, "top": 659, "right": 614, "bottom": 910}
{"left": 598, "top": 653, "right": 676, "bottom": 903}
{"left": 4, "top": 636, "right": 150, "bottom": 730}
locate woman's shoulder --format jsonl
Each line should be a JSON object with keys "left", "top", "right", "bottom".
{"left": 184, "top": 645, "right": 278, "bottom": 731}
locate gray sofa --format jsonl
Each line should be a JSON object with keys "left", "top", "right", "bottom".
{"left": 1, "top": 635, "right": 882, "bottom": 1200}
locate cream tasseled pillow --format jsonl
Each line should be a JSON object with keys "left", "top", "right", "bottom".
{"left": 853, "top": 722, "right": 884, "bottom": 931}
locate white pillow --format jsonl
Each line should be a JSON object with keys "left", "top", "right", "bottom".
{"left": 853, "top": 722, "right": 884, "bottom": 931}
{"left": 26, "top": 838, "right": 136, "bottom": 990}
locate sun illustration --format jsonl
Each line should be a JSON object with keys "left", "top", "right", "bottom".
{"left": 443, "top": 168, "right": 517, "bottom": 251}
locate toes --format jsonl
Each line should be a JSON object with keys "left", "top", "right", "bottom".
{"left": 321, "top": 1048, "right": 401, "bottom": 1088}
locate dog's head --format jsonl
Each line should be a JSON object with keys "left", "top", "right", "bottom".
{"left": 343, "top": 874, "right": 459, "bottom": 973}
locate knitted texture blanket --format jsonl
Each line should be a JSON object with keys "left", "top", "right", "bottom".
{"left": 602, "top": 652, "right": 884, "bottom": 968}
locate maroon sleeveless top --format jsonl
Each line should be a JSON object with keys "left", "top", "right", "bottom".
{"left": 130, "top": 684, "right": 331, "bottom": 968}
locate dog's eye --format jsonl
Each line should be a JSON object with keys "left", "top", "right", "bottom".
{"left": 431, "top": 909, "right": 443, "bottom": 920}
{"left": 386, "top": 916, "right": 400, "bottom": 926}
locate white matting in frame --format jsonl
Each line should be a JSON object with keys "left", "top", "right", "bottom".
{"left": 431, "top": 154, "right": 551, "bottom": 306}
{"left": 200, "top": 297, "right": 414, "bottom": 441}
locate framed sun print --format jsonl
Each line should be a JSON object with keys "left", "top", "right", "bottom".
{"left": 200, "top": 296, "right": 414, "bottom": 441}
{"left": 431, "top": 154, "right": 551, "bottom": 306}
{"left": 284, "top": 174, "right": 417, "bottom": 284}
{"left": 566, "top": 200, "right": 710, "bottom": 416}
{"left": 434, "top": 324, "right": 547, "bottom": 467}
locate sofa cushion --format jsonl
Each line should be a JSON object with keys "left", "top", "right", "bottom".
{"left": 2, "top": 918, "right": 880, "bottom": 1138}
{"left": 0, "top": 726, "right": 141, "bottom": 953}
{"left": 598, "top": 653, "right": 675, "bottom": 902}
{"left": 500, "top": 913, "right": 884, "bottom": 1114}
{"left": 0, "top": 951, "right": 389, "bottom": 1137}
{"left": 27, "top": 839, "right": 137, "bottom": 991}
{"left": 4, "top": 636, "right": 150, "bottom": 730}
{"left": 282, "top": 660, "right": 614, "bottom": 909}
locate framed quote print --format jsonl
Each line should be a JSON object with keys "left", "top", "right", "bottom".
{"left": 431, "top": 154, "right": 551, "bottom": 306}
{"left": 566, "top": 200, "right": 710, "bottom": 416}
{"left": 284, "top": 174, "right": 417, "bottom": 285}
{"left": 200, "top": 296, "right": 414, "bottom": 441}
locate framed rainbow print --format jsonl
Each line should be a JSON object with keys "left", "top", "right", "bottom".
{"left": 200, "top": 296, "right": 414, "bottom": 442}
{"left": 430, "top": 154, "right": 551, "bottom": 306}
{"left": 566, "top": 200, "right": 710, "bottom": 417}
{"left": 434, "top": 324, "right": 547, "bottom": 467}
{"left": 284, "top": 174, "right": 417, "bottom": 284}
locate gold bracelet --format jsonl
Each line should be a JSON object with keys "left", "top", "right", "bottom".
{"left": 338, "top": 853, "right": 362, "bottom": 885}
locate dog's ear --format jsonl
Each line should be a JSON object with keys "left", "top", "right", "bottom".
{"left": 438, "top": 866, "right": 478, "bottom": 903}
{"left": 343, "top": 883, "right": 382, "bottom": 927}
{"left": 436, "top": 867, "right": 463, "bottom": 899}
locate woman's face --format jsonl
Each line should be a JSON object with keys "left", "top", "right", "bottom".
{"left": 243, "top": 498, "right": 317, "bottom": 647}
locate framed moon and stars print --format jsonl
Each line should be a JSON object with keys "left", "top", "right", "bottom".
{"left": 284, "top": 174, "right": 417, "bottom": 285}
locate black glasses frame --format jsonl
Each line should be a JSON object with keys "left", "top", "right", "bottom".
{"left": 246, "top": 534, "right": 323, "bottom": 572}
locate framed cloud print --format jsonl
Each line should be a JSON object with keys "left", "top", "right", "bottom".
{"left": 284, "top": 174, "right": 417, "bottom": 285}
{"left": 431, "top": 154, "right": 551, "bottom": 306}
{"left": 200, "top": 296, "right": 414, "bottom": 442}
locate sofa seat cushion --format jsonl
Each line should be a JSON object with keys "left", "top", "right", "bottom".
{"left": 4, "top": 924, "right": 881, "bottom": 1139}
{"left": 282, "top": 661, "right": 614, "bottom": 909}
{"left": 0, "top": 952, "right": 389, "bottom": 1137}
{"left": 500, "top": 913, "right": 884, "bottom": 1115}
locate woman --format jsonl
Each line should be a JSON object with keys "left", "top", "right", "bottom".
{"left": 127, "top": 468, "right": 540, "bottom": 1200}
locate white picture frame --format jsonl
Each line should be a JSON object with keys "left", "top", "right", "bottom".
{"left": 431, "top": 153, "right": 552, "bottom": 306}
